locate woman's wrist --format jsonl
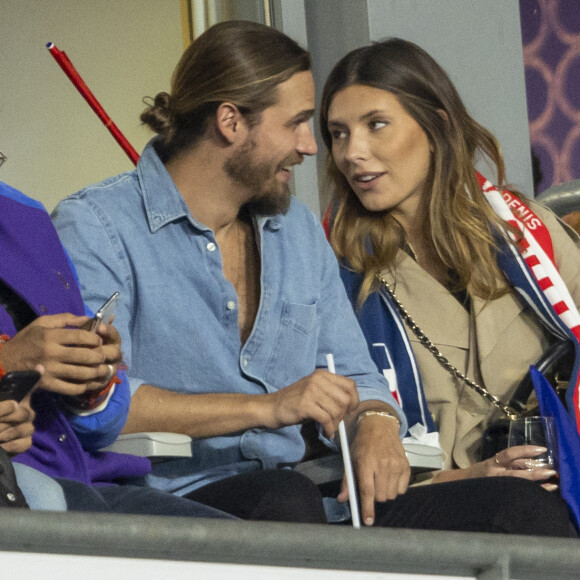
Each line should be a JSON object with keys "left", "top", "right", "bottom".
{"left": 432, "top": 464, "right": 476, "bottom": 483}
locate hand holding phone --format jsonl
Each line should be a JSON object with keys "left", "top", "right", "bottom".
{"left": 0, "top": 370, "right": 41, "bottom": 403}
{"left": 83, "top": 292, "right": 120, "bottom": 333}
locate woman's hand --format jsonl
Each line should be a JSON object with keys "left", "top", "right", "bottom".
{"left": 0, "top": 395, "right": 35, "bottom": 455}
{"left": 433, "top": 445, "right": 558, "bottom": 491}
{"left": 0, "top": 314, "right": 121, "bottom": 396}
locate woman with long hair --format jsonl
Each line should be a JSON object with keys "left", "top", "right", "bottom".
{"left": 320, "top": 38, "right": 580, "bottom": 492}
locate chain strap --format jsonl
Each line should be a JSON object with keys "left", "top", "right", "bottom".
{"left": 376, "top": 273, "right": 521, "bottom": 420}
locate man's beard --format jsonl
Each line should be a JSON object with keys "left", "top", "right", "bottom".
{"left": 224, "top": 138, "right": 293, "bottom": 216}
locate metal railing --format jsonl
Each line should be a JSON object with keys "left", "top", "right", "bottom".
{"left": 0, "top": 509, "right": 577, "bottom": 579}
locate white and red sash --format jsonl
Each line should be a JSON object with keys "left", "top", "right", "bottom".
{"left": 477, "top": 172, "right": 580, "bottom": 431}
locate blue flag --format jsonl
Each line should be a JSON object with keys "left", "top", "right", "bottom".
{"left": 532, "top": 366, "right": 580, "bottom": 532}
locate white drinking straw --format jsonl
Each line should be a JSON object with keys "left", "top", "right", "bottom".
{"left": 326, "top": 353, "right": 361, "bottom": 529}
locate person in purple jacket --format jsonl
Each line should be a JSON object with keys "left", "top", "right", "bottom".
{"left": 0, "top": 176, "right": 233, "bottom": 518}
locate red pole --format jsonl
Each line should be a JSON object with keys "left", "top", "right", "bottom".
{"left": 47, "top": 42, "right": 140, "bottom": 166}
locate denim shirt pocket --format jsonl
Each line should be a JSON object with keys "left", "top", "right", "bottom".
{"left": 264, "top": 300, "right": 319, "bottom": 388}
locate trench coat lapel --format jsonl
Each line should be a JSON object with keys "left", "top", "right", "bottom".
{"left": 471, "top": 289, "right": 548, "bottom": 407}
{"left": 472, "top": 292, "right": 524, "bottom": 362}
{"left": 382, "top": 252, "right": 470, "bottom": 350}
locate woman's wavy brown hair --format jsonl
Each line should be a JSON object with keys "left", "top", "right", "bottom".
{"left": 319, "top": 38, "right": 521, "bottom": 304}
{"left": 141, "top": 20, "right": 311, "bottom": 162}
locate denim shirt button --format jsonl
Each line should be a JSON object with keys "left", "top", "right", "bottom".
{"left": 226, "top": 300, "right": 236, "bottom": 310}
{"left": 206, "top": 242, "right": 216, "bottom": 252}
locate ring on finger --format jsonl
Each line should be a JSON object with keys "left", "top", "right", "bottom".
{"left": 494, "top": 453, "right": 501, "bottom": 466}
{"left": 105, "top": 364, "right": 115, "bottom": 382}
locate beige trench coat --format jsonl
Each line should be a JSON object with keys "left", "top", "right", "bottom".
{"left": 379, "top": 204, "right": 580, "bottom": 470}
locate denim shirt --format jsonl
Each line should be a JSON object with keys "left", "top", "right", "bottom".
{"left": 52, "top": 140, "right": 406, "bottom": 496}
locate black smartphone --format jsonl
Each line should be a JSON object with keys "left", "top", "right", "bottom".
{"left": 83, "top": 292, "right": 120, "bottom": 333}
{"left": 0, "top": 370, "right": 41, "bottom": 403}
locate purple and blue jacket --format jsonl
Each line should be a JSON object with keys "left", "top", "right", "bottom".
{"left": 0, "top": 182, "right": 150, "bottom": 484}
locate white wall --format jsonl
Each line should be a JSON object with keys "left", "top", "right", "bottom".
{"left": 1, "top": 0, "right": 183, "bottom": 211}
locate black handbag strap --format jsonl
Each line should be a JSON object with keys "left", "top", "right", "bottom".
{"left": 508, "top": 340, "right": 575, "bottom": 414}
{"left": 377, "top": 273, "right": 575, "bottom": 418}
{"left": 377, "top": 274, "right": 521, "bottom": 418}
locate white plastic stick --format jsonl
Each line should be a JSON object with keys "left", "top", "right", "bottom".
{"left": 326, "top": 353, "right": 361, "bottom": 529}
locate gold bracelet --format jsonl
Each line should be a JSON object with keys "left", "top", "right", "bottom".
{"left": 356, "top": 410, "right": 400, "bottom": 428}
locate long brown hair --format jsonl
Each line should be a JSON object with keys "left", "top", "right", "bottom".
{"left": 320, "top": 38, "right": 520, "bottom": 303}
{"left": 141, "top": 20, "right": 311, "bottom": 162}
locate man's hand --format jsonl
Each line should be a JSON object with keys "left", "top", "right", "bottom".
{"left": 339, "top": 411, "right": 410, "bottom": 526}
{"left": 86, "top": 322, "right": 123, "bottom": 391}
{"left": 125, "top": 370, "right": 359, "bottom": 442}
{"left": 265, "top": 370, "right": 359, "bottom": 438}
{"left": 0, "top": 396, "right": 35, "bottom": 455}
{"left": 0, "top": 314, "right": 119, "bottom": 396}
